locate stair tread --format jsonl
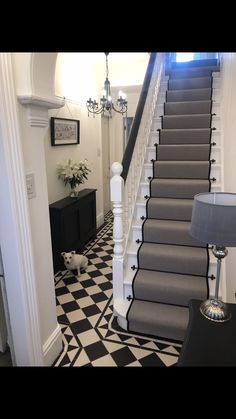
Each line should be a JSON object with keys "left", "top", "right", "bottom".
{"left": 128, "top": 299, "right": 189, "bottom": 341}
{"left": 163, "top": 113, "right": 211, "bottom": 119}
{"left": 159, "top": 128, "right": 211, "bottom": 132}
{"left": 140, "top": 241, "right": 207, "bottom": 255}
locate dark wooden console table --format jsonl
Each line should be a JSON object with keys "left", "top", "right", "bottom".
{"left": 178, "top": 299, "right": 236, "bottom": 366}
{"left": 49, "top": 188, "right": 97, "bottom": 273}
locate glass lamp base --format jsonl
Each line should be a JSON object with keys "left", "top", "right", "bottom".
{"left": 200, "top": 299, "right": 232, "bottom": 322}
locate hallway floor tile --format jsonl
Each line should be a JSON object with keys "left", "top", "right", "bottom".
{"left": 54, "top": 212, "right": 181, "bottom": 367}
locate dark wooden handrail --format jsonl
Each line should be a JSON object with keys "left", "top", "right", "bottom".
{"left": 121, "top": 52, "right": 157, "bottom": 181}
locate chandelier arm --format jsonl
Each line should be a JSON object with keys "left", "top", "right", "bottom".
{"left": 87, "top": 105, "right": 104, "bottom": 115}
{"left": 112, "top": 102, "right": 128, "bottom": 115}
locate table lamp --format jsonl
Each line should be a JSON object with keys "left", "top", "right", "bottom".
{"left": 190, "top": 192, "right": 236, "bottom": 322}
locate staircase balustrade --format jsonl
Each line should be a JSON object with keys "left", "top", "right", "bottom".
{"left": 111, "top": 53, "right": 166, "bottom": 305}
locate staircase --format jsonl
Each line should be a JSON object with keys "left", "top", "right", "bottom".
{"left": 125, "top": 58, "right": 221, "bottom": 342}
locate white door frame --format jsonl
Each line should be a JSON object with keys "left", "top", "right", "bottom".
{"left": 0, "top": 54, "right": 43, "bottom": 365}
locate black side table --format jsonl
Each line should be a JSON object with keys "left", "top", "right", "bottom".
{"left": 178, "top": 299, "right": 236, "bottom": 366}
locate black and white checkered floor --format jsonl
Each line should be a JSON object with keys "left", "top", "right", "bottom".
{"left": 53, "top": 212, "right": 181, "bottom": 366}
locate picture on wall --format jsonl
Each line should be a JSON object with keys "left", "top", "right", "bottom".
{"left": 51, "top": 117, "right": 80, "bottom": 146}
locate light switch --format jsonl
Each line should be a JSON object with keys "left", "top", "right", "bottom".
{"left": 26, "top": 173, "right": 36, "bottom": 199}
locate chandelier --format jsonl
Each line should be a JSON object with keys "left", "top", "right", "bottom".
{"left": 86, "top": 53, "right": 128, "bottom": 117}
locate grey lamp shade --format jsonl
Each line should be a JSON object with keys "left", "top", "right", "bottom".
{"left": 190, "top": 192, "right": 236, "bottom": 246}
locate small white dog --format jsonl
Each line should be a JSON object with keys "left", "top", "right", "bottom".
{"left": 61, "top": 251, "right": 88, "bottom": 278}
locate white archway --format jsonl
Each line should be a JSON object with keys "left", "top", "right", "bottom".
{"left": 0, "top": 52, "right": 64, "bottom": 365}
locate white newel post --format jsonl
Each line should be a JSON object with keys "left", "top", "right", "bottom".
{"left": 111, "top": 163, "right": 124, "bottom": 308}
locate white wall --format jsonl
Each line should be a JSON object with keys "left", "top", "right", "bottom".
{"left": 16, "top": 103, "right": 60, "bottom": 348}
{"left": 45, "top": 102, "right": 104, "bottom": 227}
{"left": 44, "top": 53, "right": 148, "bottom": 226}
{"left": 94, "top": 53, "right": 149, "bottom": 87}
{"left": 109, "top": 85, "right": 142, "bottom": 164}
{"left": 92, "top": 53, "right": 149, "bottom": 165}
{"left": 220, "top": 53, "right": 236, "bottom": 303}
{"left": 44, "top": 53, "right": 104, "bottom": 228}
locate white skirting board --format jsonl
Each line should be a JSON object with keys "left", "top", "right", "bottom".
{"left": 43, "top": 323, "right": 62, "bottom": 366}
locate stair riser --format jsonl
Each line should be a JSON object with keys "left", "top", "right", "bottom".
{"left": 211, "top": 147, "right": 221, "bottom": 163}
{"left": 157, "top": 146, "right": 220, "bottom": 163}
{"left": 157, "top": 92, "right": 166, "bottom": 105}
{"left": 143, "top": 225, "right": 203, "bottom": 247}
{"left": 132, "top": 227, "right": 206, "bottom": 247}
{"left": 168, "top": 69, "right": 220, "bottom": 77}
{"left": 151, "top": 116, "right": 220, "bottom": 131}
{"left": 135, "top": 203, "right": 147, "bottom": 220}
{"left": 156, "top": 102, "right": 219, "bottom": 117}
{"left": 132, "top": 224, "right": 198, "bottom": 245}
{"left": 149, "top": 129, "right": 221, "bottom": 147}
{"left": 162, "top": 115, "right": 211, "bottom": 130}
{"left": 169, "top": 70, "right": 219, "bottom": 79}
{"left": 146, "top": 148, "right": 156, "bottom": 161}
{"left": 166, "top": 90, "right": 219, "bottom": 103}
{"left": 131, "top": 226, "right": 143, "bottom": 242}
{"left": 160, "top": 77, "right": 220, "bottom": 93}
{"left": 139, "top": 181, "right": 221, "bottom": 197}
{"left": 156, "top": 146, "right": 213, "bottom": 161}
{"left": 143, "top": 163, "right": 221, "bottom": 183}
{"left": 128, "top": 255, "right": 204, "bottom": 276}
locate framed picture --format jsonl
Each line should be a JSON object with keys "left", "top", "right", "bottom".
{"left": 50, "top": 117, "right": 80, "bottom": 146}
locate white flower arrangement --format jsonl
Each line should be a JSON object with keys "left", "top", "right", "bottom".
{"left": 57, "top": 158, "right": 91, "bottom": 190}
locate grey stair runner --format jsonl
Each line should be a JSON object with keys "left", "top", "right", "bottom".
{"left": 164, "top": 100, "right": 211, "bottom": 115}
{"left": 132, "top": 270, "right": 208, "bottom": 306}
{"left": 168, "top": 77, "right": 212, "bottom": 91}
{"left": 147, "top": 197, "right": 194, "bottom": 221}
{"left": 167, "top": 88, "right": 212, "bottom": 102}
{"left": 156, "top": 144, "right": 211, "bottom": 160}
{"left": 159, "top": 128, "right": 211, "bottom": 144}
{"left": 127, "top": 58, "right": 220, "bottom": 342}
{"left": 128, "top": 300, "right": 189, "bottom": 341}
{"left": 154, "top": 161, "right": 210, "bottom": 179}
{"left": 162, "top": 114, "right": 211, "bottom": 129}
{"left": 168, "top": 68, "right": 213, "bottom": 79}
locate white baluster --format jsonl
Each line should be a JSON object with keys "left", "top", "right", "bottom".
{"left": 111, "top": 162, "right": 124, "bottom": 304}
